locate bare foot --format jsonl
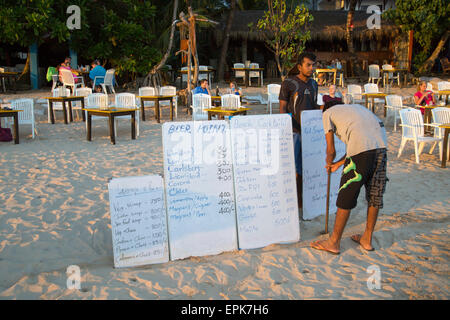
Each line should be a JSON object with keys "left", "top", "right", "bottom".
{"left": 351, "top": 234, "right": 374, "bottom": 251}
{"left": 310, "top": 239, "right": 340, "bottom": 255}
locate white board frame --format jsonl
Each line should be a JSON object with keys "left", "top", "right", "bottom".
{"left": 301, "top": 110, "right": 346, "bottom": 220}
{"left": 162, "top": 121, "right": 238, "bottom": 260}
{"left": 230, "top": 114, "right": 300, "bottom": 250}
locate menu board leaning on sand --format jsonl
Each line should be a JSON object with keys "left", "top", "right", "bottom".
{"left": 301, "top": 110, "right": 346, "bottom": 221}
{"left": 108, "top": 175, "right": 169, "bottom": 268}
{"left": 163, "top": 121, "right": 238, "bottom": 260}
{"left": 230, "top": 114, "right": 300, "bottom": 250}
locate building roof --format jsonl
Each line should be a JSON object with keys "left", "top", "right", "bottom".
{"left": 215, "top": 10, "right": 400, "bottom": 43}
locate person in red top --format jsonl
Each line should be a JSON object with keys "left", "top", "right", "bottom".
{"left": 414, "top": 81, "right": 435, "bottom": 115}
{"left": 322, "top": 85, "right": 343, "bottom": 105}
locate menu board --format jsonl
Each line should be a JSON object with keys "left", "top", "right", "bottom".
{"left": 162, "top": 121, "right": 238, "bottom": 260}
{"left": 301, "top": 110, "right": 346, "bottom": 220}
{"left": 230, "top": 114, "right": 300, "bottom": 250}
{"left": 108, "top": 175, "right": 169, "bottom": 268}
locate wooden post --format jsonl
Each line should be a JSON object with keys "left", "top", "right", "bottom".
{"left": 408, "top": 30, "right": 414, "bottom": 73}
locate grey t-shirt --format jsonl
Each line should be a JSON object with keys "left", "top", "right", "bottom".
{"left": 322, "top": 104, "right": 387, "bottom": 157}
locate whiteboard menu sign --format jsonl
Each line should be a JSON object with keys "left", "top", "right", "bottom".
{"left": 230, "top": 114, "right": 300, "bottom": 250}
{"left": 301, "top": 110, "right": 346, "bottom": 220}
{"left": 108, "top": 175, "right": 169, "bottom": 268}
{"left": 162, "top": 121, "right": 238, "bottom": 260}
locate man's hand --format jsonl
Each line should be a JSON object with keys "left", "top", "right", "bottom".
{"left": 325, "top": 160, "right": 344, "bottom": 173}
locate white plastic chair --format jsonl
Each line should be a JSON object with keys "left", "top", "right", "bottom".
{"left": 51, "top": 74, "right": 60, "bottom": 91}
{"left": 347, "top": 84, "right": 364, "bottom": 104}
{"left": 114, "top": 93, "right": 139, "bottom": 137}
{"left": 8, "top": 98, "right": 37, "bottom": 139}
{"left": 221, "top": 94, "right": 241, "bottom": 110}
{"left": 249, "top": 63, "right": 262, "bottom": 86}
{"left": 382, "top": 64, "right": 400, "bottom": 87}
{"left": 74, "top": 87, "right": 92, "bottom": 120}
{"left": 364, "top": 83, "right": 384, "bottom": 112}
{"left": 385, "top": 95, "right": 403, "bottom": 132}
{"left": 398, "top": 108, "right": 442, "bottom": 164}
{"left": 431, "top": 107, "right": 450, "bottom": 160}
{"left": 60, "top": 68, "right": 84, "bottom": 94}
{"left": 426, "top": 83, "right": 434, "bottom": 92}
{"left": 234, "top": 63, "right": 245, "bottom": 82}
{"left": 437, "top": 81, "right": 450, "bottom": 103}
{"left": 138, "top": 87, "right": 156, "bottom": 114}
{"left": 85, "top": 93, "right": 109, "bottom": 136}
{"left": 192, "top": 93, "right": 211, "bottom": 121}
{"left": 101, "top": 69, "right": 116, "bottom": 94}
{"left": 159, "top": 86, "right": 178, "bottom": 118}
{"left": 368, "top": 64, "right": 382, "bottom": 85}
{"left": 267, "top": 84, "right": 281, "bottom": 114}
{"left": 48, "top": 88, "right": 71, "bottom": 123}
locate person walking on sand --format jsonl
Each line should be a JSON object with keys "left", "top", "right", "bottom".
{"left": 311, "top": 100, "right": 388, "bottom": 254}
{"left": 279, "top": 52, "right": 319, "bottom": 214}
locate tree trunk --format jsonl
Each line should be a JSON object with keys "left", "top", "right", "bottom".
{"left": 145, "top": 0, "right": 179, "bottom": 86}
{"left": 188, "top": 7, "right": 199, "bottom": 87}
{"left": 217, "top": 0, "right": 236, "bottom": 82}
{"left": 275, "top": 54, "right": 283, "bottom": 81}
{"left": 346, "top": 0, "right": 357, "bottom": 54}
{"left": 18, "top": 51, "right": 30, "bottom": 81}
{"left": 418, "top": 30, "right": 450, "bottom": 74}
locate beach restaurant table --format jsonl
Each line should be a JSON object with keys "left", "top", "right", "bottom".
{"left": 415, "top": 104, "right": 450, "bottom": 134}
{"left": 0, "top": 71, "right": 20, "bottom": 93}
{"left": 231, "top": 68, "right": 264, "bottom": 87}
{"left": 314, "top": 68, "right": 337, "bottom": 86}
{"left": 437, "top": 90, "right": 450, "bottom": 105}
{"left": 74, "top": 70, "right": 90, "bottom": 86}
{"left": 204, "top": 107, "right": 250, "bottom": 120}
{"left": 45, "top": 96, "right": 86, "bottom": 124}
{"left": 83, "top": 107, "right": 137, "bottom": 145}
{"left": 136, "top": 95, "right": 175, "bottom": 123}
{"left": 439, "top": 123, "right": 450, "bottom": 168}
{"left": 380, "top": 69, "right": 408, "bottom": 88}
{"left": 362, "top": 92, "right": 387, "bottom": 114}
{"left": 0, "top": 109, "right": 21, "bottom": 144}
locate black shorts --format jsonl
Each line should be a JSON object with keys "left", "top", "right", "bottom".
{"left": 336, "top": 148, "right": 387, "bottom": 210}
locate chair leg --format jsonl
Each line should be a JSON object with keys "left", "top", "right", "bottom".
{"left": 414, "top": 140, "right": 420, "bottom": 163}
{"left": 418, "top": 142, "right": 425, "bottom": 156}
{"left": 398, "top": 138, "right": 407, "bottom": 158}
{"left": 429, "top": 141, "right": 437, "bottom": 155}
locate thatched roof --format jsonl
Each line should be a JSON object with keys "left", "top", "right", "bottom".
{"left": 215, "top": 10, "right": 400, "bottom": 43}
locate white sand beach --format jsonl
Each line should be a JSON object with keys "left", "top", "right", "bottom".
{"left": 0, "top": 84, "right": 449, "bottom": 300}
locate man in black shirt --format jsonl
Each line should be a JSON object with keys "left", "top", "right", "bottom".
{"left": 279, "top": 52, "right": 319, "bottom": 213}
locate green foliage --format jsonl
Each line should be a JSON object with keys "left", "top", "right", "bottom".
{"left": 69, "top": 1, "right": 160, "bottom": 78}
{"left": 383, "top": 0, "right": 450, "bottom": 71}
{"left": 0, "top": 0, "right": 69, "bottom": 46}
{"left": 0, "top": 0, "right": 162, "bottom": 78}
{"left": 253, "top": 0, "right": 313, "bottom": 75}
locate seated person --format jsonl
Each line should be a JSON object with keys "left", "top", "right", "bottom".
{"left": 193, "top": 79, "right": 211, "bottom": 95}
{"left": 229, "top": 81, "right": 242, "bottom": 95}
{"left": 322, "top": 85, "right": 343, "bottom": 105}
{"left": 59, "top": 57, "right": 81, "bottom": 83}
{"left": 89, "top": 60, "right": 106, "bottom": 92}
{"left": 414, "top": 81, "right": 435, "bottom": 115}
